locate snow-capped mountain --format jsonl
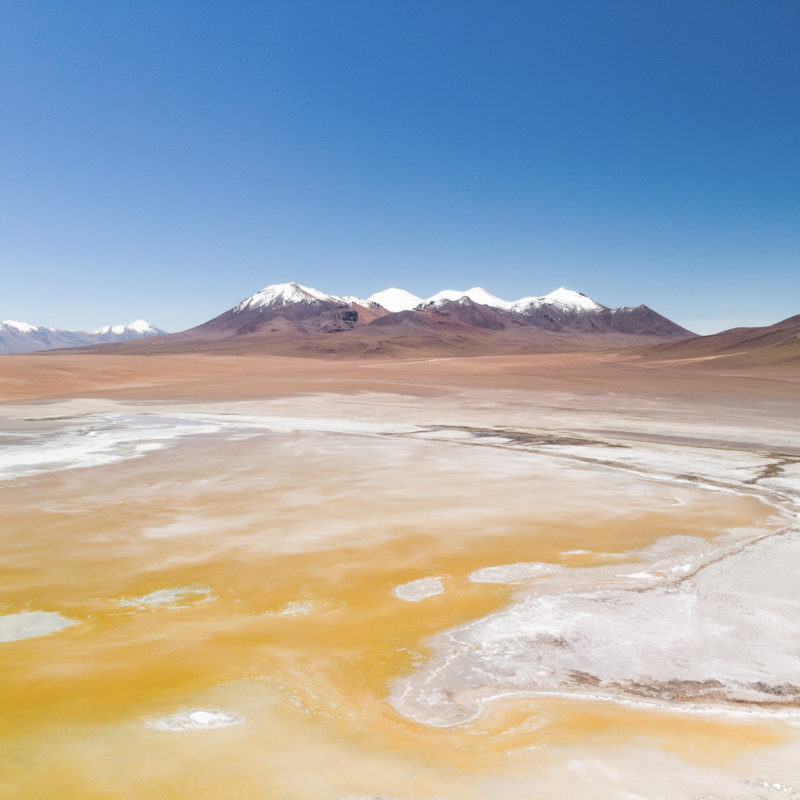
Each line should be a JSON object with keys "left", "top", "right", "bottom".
{"left": 511, "top": 287, "right": 602, "bottom": 313}
{"left": 236, "top": 283, "right": 338, "bottom": 311}
{"left": 25, "top": 281, "right": 692, "bottom": 358}
{"left": 192, "top": 282, "right": 383, "bottom": 339}
{"left": 423, "top": 287, "right": 513, "bottom": 310}
{"left": 231, "top": 282, "right": 610, "bottom": 315}
{"left": 190, "top": 281, "right": 690, "bottom": 341}
{"left": 234, "top": 282, "right": 374, "bottom": 312}
{"left": 91, "top": 320, "right": 162, "bottom": 337}
{"left": 0, "top": 319, "right": 166, "bottom": 354}
{"left": 3, "top": 320, "right": 39, "bottom": 334}
{"left": 229, "top": 281, "right": 614, "bottom": 317}
{"left": 367, "top": 287, "right": 423, "bottom": 312}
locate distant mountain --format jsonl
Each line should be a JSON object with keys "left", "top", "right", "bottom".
{"left": 0, "top": 319, "right": 166, "bottom": 354}
{"left": 62, "top": 281, "right": 693, "bottom": 357}
{"left": 424, "top": 287, "right": 513, "bottom": 310}
{"left": 644, "top": 314, "right": 800, "bottom": 366}
{"left": 367, "top": 287, "right": 423, "bottom": 312}
{"left": 187, "top": 282, "right": 385, "bottom": 339}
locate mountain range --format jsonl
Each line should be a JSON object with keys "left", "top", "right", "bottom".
{"left": 0, "top": 319, "right": 165, "bottom": 354}
{"left": 4, "top": 282, "right": 797, "bottom": 362}
{"left": 42, "top": 282, "right": 692, "bottom": 357}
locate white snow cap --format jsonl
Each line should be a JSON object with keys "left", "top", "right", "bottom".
{"left": 542, "top": 287, "right": 601, "bottom": 310}
{"left": 235, "top": 282, "right": 375, "bottom": 311}
{"left": 2, "top": 320, "right": 40, "bottom": 332}
{"left": 127, "top": 319, "right": 156, "bottom": 333}
{"left": 232, "top": 281, "right": 602, "bottom": 314}
{"left": 424, "top": 287, "right": 512, "bottom": 310}
{"left": 91, "top": 320, "right": 159, "bottom": 335}
{"left": 511, "top": 287, "right": 602, "bottom": 313}
{"left": 368, "top": 287, "right": 424, "bottom": 312}
{"left": 235, "top": 282, "right": 335, "bottom": 311}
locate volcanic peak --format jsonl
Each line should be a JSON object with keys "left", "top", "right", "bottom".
{"left": 512, "top": 287, "right": 602, "bottom": 313}
{"left": 367, "top": 287, "right": 424, "bottom": 312}
{"left": 2, "top": 319, "right": 44, "bottom": 333}
{"left": 424, "top": 287, "right": 512, "bottom": 310}
{"left": 234, "top": 282, "right": 337, "bottom": 311}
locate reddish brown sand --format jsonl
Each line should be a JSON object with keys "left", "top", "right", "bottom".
{"left": 2, "top": 349, "right": 799, "bottom": 403}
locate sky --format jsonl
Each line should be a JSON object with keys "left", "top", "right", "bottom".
{"left": 1, "top": 1, "right": 798, "bottom": 335}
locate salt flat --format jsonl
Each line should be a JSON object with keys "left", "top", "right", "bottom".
{"left": 0, "top": 352, "right": 798, "bottom": 799}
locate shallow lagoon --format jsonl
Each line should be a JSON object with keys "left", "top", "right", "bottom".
{"left": 1, "top": 399, "right": 799, "bottom": 799}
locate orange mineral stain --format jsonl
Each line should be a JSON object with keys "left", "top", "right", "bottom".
{"left": 0, "top": 417, "right": 793, "bottom": 800}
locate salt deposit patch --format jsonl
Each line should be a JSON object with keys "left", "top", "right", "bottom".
{"left": 392, "top": 531, "right": 800, "bottom": 726}
{"left": 0, "top": 411, "right": 421, "bottom": 485}
{"left": 275, "top": 600, "right": 314, "bottom": 616}
{"left": 0, "top": 611, "right": 77, "bottom": 642}
{"left": 393, "top": 577, "right": 444, "bottom": 602}
{"left": 0, "top": 414, "right": 227, "bottom": 482}
{"left": 265, "top": 597, "right": 344, "bottom": 617}
{"left": 468, "top": 562, "right": 563, "bottom": 584}
{"left": 121, "top": 585, "right": 213, "bottom": 609}
{"left": 745, "top": 779, "right": 798, "bottom": 795}
{"left": 341, "top": 795, "right": 454, "bottom": 800}
{"left": 148, "top": 709, "right": 243, "bottom": 731}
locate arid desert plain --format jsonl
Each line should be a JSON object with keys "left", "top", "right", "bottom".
{"left": 1, "top": 349, "right": 799, "bottom": 799}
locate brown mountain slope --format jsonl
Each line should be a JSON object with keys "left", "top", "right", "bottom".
{"left": 49, "top": 289, "right": 694, "bottom": 358}
{"left": 51, "top": 313, "right": 686, "bottom": 358}
{"left": 644, "top": 314, "right": 800, "bottom": 366}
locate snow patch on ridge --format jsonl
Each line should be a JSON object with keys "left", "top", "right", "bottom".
{"left": 235, "top": 282, "right": 376, "bottom": 312}
{"left": 512, "top": 287, "right": 602, "bottom": 313}
{"left": 425, "top": 287, "right": 513, "bottom": 310}
{"left": 91, "top": 320, "right": 160, "bottom": 335}
{"left": 1, "top": 320, "right": 40, "bottom": 333}
{"left": 229, "top": 281, "right": 605, "bottom": 316}
{"left": 234, "top": 282, "right": 337, "bottom": 311}
{"left": 368, "top": 287, "right": 424, "bottom": 312}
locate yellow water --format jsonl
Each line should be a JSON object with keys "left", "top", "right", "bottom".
{"left": 0, "top": 427, "right": 790, "bottom": 798}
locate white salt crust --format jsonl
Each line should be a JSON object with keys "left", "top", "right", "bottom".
{"left": 393, "top": 577, "right": 444, "bottom": 602}
{"left": 148, "top": 709, "right": 243, "bottom": 731}
{"left": 0, "top": 611, "right": 77, "bottom": 642}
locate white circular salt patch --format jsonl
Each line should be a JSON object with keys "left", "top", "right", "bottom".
{"left": 276, "top": 600, "right": 313, "bottom": 616}
{"left": 120, "top": 585, "right": 213, "bottom": 609}
{"left": 0, "top": 611, "right": 77, "bottom": 642}
{"left": 467, "top": 562, "right": 562, "bottom": 584}
{"left": 393, "top": 577, "right": 444, "bottom": 602}
{"left": 148, "top": 709, "right": 243, "bottom": 731}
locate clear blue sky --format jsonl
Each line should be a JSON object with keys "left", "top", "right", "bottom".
{"left": 1, "top": 0, "right": 798, "bottom": 334}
